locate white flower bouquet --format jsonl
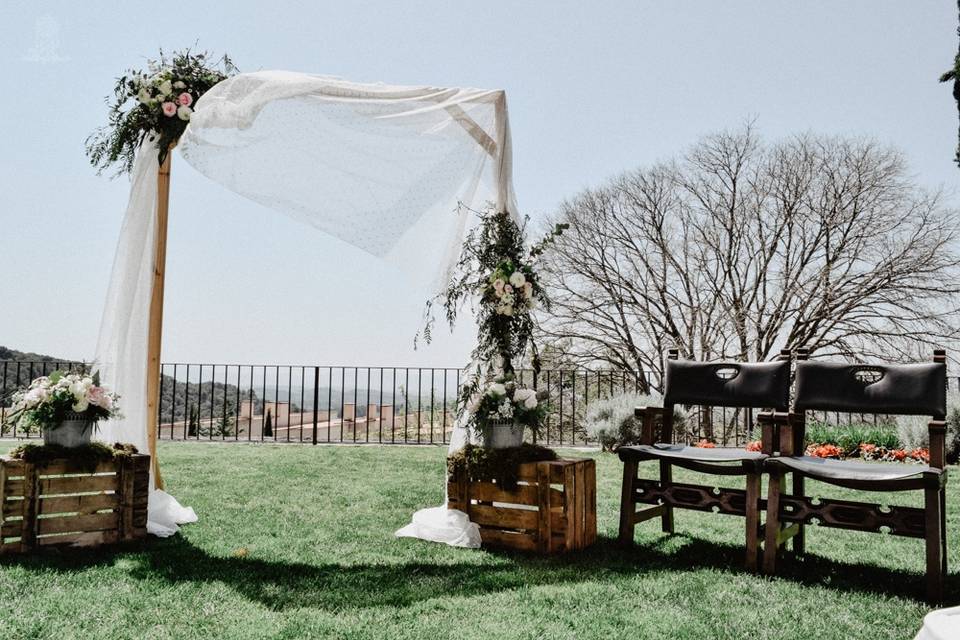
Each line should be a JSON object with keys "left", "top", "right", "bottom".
{"left": 465, "top": 373, "right": 549, "bottom": 439}
{"left": 4, "top": 371, "right": 121, "bottom": 435}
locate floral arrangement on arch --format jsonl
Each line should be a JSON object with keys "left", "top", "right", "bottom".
{"left": 419, "top": 206, "right": 566, "bottom": 443}
{"left": 3, "top": 371, "right": 121, "bottom": 435}
{"left": 86, "top": 48, "right": 236, "bottom": 175}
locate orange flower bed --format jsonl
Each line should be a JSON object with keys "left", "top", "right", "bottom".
{"left": 745, "top": 440, "right": 763, "bottom": 452}
{"left": 694, "top": 439, "right": 716, "bottom": 448}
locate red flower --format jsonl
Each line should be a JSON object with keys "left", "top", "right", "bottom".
{"left": 745, "top": 440, "right": 763, "bottom": 452}
{"left": 860, "top": 443, "right": 876, "bottom": 454}
{"left": 890, "top": 449, "right": 907, "bottom": 462}
{"left": 910, "top": 448, "right": 930, "bottom": 463}
{"left": 807, "top": 443, "right": 843, "bottom": 459}
{"left": 694, "top": 439, "right": 716, "bottom": 448}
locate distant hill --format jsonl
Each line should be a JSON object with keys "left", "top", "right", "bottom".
{"left": 0, "top": 346, "right": 80, "bottom": 363}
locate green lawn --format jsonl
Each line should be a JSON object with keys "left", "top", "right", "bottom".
{"left": 0, "top": 442, "right": 956, "bottom": 639}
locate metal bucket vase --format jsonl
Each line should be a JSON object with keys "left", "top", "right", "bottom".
{"left": 483, "top": 420, "right": 524, "bottom": 449}
{"left": 44, "top": 413, "right": 95, "bottom": 448}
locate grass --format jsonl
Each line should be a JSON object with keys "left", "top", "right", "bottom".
{"left": 0, "top": 441, "right": 956, "bottom": 639}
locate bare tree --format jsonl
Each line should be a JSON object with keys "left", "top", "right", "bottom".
{"left": 538, "top": 126, "right": 960, "bottom": 391}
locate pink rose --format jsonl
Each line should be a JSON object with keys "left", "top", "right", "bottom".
{"left": 177, "top": 92, "right": 193, "bottom": 107}
{"left": 161, "top": 102, "right": 177, "bottom": 117}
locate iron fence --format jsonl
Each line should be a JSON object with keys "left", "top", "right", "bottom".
{"left": 1, "top": 359, "right": 957, "bottom": 447}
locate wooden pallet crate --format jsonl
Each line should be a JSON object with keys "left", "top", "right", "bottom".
{"left": 447, "top": 458, "right": 597, "bottom": 553}
{"left": 0, "top": 453, "right": 150, "bottom": 553}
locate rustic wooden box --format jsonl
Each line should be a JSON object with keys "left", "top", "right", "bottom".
{"left": 0, "top": 453, "right": 150, "bottom": 553}
{"left": 447, "top": 458, "right": 597, "bottom": 553}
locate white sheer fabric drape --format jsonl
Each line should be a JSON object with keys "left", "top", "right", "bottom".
{"left": 94, "top": 138, "right": 197, "bottom": 537}
{"left": 95, "top": 71, "right": 517, "bottom": 544}
{"left": 180, "top": 70, "right": 517, "bottom": 290}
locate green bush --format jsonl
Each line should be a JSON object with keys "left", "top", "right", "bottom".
{"left": 804, "top": 421, "right": 900, "bottom": 452}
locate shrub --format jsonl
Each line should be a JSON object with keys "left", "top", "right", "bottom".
{"left": 805, "top": 421, "right": 900, "bottom": 451}
{"left": 582, "top": 392, "right": 686, "bottom": 450}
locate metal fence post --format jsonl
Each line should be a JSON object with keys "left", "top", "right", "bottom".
{"left": 312, "top": 367, "right": 320, "bottom": 445}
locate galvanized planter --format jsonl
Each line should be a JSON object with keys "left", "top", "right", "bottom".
{"left": 43, "top": 413, "right": 96, "bottom": 448}
{"left": 482, "top": 420, "right": 524, "bottom": 449}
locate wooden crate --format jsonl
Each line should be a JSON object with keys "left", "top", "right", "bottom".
{"left": 447, "top": 458, "right": 596, "bottom": 553}
{"left": 0, "top": 454, "right": 150, "bottom": 553}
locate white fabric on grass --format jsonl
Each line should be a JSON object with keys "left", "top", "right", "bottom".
{"left": 95, "top": 71, "right": 518, "bottom": 544}
{"left": 915, "top": 607, "right": 960, "bottom": 640}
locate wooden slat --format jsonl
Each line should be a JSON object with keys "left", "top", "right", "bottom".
{"left": 564, "top": 463, "right": 576, "bottom": 551}
{"left": 470, "top": 481, "right": 538, "bottom": 506}
{"left": 21, "top": 463, "right": 37, "bottom": 551}
{"left": 513, "top": 463, "right": 540, "bottom": 481}
{"left": 39, "top": 493, "right": 119, "bottom": 515}
{"left": 1, "top": 458, "right": 25, "bottom": 472}
{"left": 38, "top": 529, "right": 120, "bottom": 548}
{"left": 1, "top": 520, "right": 22, "bottom": 537}
{"left": 4, "top": 479, "right": 24, "bottom": 497}
{"left": 585, "top": 460, "right": 597, "bottom": 545}
{"left": 470, "top": 504, "right": 538, "bottom": 530}
{"left": 536, "top": 463, "right": 552, "bottom": 553}
{"left": 3, "top": 497, "right": 24, "bottom": 519}
{"left": 574, "top": 460, "right": 586, "bottom": 550}
{"left": 36, "top": 462, "right": 116, "bottom": 476}
{"left": 38, "top": 475, "right": 117, "bottom": 495}
{"left": 479, "top": 527, "right": 538, "bottom": 551}
{"left": 37, "top": 512, "right": 119, "bottom": 535}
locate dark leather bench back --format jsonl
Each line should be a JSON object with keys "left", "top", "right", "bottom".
{"left": 663, "top": 359, "right": 791, "bottom": 410}
{"left": 794, "top": 361, "right": 946, "bottom": 418}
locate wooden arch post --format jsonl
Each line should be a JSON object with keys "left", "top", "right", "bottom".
{"left": 145, "top": 144, "right": 175, "bottom": 490}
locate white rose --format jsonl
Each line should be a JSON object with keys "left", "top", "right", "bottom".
{"left": 504, "top": 284, "right": 513, "bottom": 294}
{"left": 177, "top": 105, "right": 192, "bottom": 121}
{"left": 69, "top": 381, "right": 86, "bottom": 399}
{"left": 158, "top": 79, "right": 173, "bottom": 96}
{"left": 487, "top": 383, "right": 507, "bottom": 397}
{"left": 524, "top": 282, "right": 533, "bottom": 298}
{"left": 509, "top": 271, "right": 526, "bottom": 288}
{"left": 72, "top": 398, "right": 89, "bottom": 413}
{"left": 501, "top": 305, "right": 514, "bottom": 316}
{"left": 513, "top": 388, "right": 533, "bottom": 402}
{"left": 137, "top": 87, "right": 152, "bottom": 104}
{"left": 492, "top": 278, "right": 505, "bottom": 291}
{"left": 523, "top": 395, "right": 538, "bottom": 410}
{"left": 173, "top": 80, "right": 186, "bottom": 89}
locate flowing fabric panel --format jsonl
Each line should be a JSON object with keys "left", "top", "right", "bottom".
{"left": 179, "top": 71, "right": 517, "bottom": 290}
{"left": 93, "top": 139, "right": 197, "bottom": 537}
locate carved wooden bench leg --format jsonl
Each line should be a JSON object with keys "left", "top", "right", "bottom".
{"left": 618, "top": 458, "right": 639, "bottom": 546}
{"left": 763, "top": 469, "right": 783, "bottom": 575}
{"left": 659, "top": 460, "right": 674, "bottom": 534}
{"left": 744, "top": 468, "right": 760, "bottom": 572}
{"left": 925, "top": 483, "right": 945, "bottom": 604}
{"left": 791, "top": 473, "right": 805, "bottom": 555}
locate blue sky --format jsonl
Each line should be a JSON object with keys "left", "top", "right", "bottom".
{"left": 0, "top": 1, "right": 957, "bottom": 366}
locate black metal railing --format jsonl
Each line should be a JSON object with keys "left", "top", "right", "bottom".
{"left": 2, "top": 360, "right": 956, "bottom": 447}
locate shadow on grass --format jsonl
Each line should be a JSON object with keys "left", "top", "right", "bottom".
{"left": 2, "top": 532, "right": 954, "bottom": 609}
